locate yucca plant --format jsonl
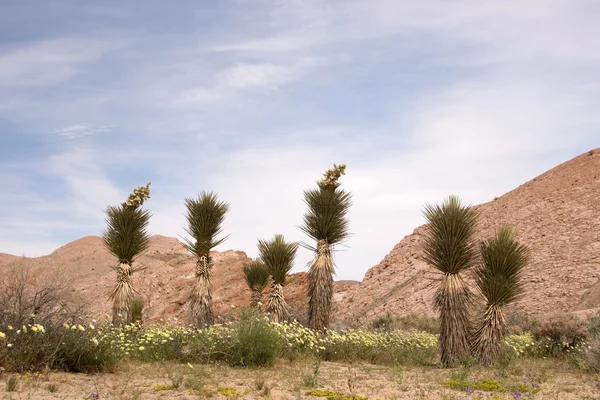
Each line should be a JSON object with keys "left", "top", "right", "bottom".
{"left": 421, "top": 195, "right": 478, "bottom": 367}
{"left": 471, "top": 226, "right": 529, "bottom": 365}
{"left": 257, "top": 234, "right": 298, "bottom": 323}
{"left": 182, "top": 191, "right": 230, "bottom": 329}
{"left": 301, "top": 164, "right": 352, "bottom": 331}
{"left": 243, "top": 259, "right": 270, "bottom": 308}
{"left": 102, "top": 182, "right": 151, "bottom": 325}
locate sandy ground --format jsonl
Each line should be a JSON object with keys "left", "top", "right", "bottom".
{"left": 1, "top": 358, "right": 600, "bottom": 399}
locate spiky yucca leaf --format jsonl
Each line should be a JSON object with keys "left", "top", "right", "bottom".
{"left": 301, "top": 187, "right": 352, "bottom": 246}
{"left": 421, "top": 195, "right": 478, "bottom": 367}
{"left": 472, "top": 226, "right": 529, "bottom": 365}
{"left": 243, "top": 259, "right": 270, "bottom": 291}
{"left": 183, "top": 191, "right": 230, "bottom": 329}
{"left": 243, "top": 259, "right": 270, "bottom": 308}
{"left": 475, "top": 226, "right": 529, "bottom": 307}
{"left": 257, "top": 234, "right": 298, "bottom": 285}
{"left": 102, "top": 205, "right": 151, "bottom": 264}
{"left": 422, "top": 195, "right": 478, "bottom": 275}
{"left": 182, "top": 192, "right": 230, "bottom": 257}
{"left": 257, "top": 234, "right": 297, "bottom": 322}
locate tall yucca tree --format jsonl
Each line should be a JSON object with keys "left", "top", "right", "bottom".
{"left": 243, "top": 258, "right": 270, "bottom": 308}
{"left": 183, "top": 191, "right": 230, "bottom": 329}
{"left": 421, "top": 195, "right": 478, "bottom": 367}
{"left": 257, "top": 234, "right": 298, "bottom": 323}
{"left": 301, "top": 164, "right": 352, "bottom": 331}
{"left": 102, "top": 182, "right": 151, "bottom": 325}
{"left": 471, "top": 226, "right": 529, "bottom": 365}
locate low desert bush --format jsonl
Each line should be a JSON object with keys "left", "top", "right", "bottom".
{"left": 228, "top": 308, "right": 282, "bottom": 367}
{"left": 529, "top": 313, "right": 588, "bottom": 356}
{"left": 130, "top": 298, "right": 145, "bottom": 323}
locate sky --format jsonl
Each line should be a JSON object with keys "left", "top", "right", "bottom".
{"left": 1, "top": 0, "right": 599, "bottom": 281}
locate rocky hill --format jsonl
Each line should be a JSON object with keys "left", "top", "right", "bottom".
{"left": 335, "top": 148, "right": 600, "bottom": 326}
{"left": 0, "top": 235, "right": 357, "bottom": 323}
{"left": 2, "top": 149, "right": 598, "bottom": 327}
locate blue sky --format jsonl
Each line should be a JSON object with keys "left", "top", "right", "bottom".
{"left": 1, "top": 0, "right": 599, "bottom": 280}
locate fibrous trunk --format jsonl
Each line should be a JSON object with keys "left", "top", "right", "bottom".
{"left": 308, "top": 239, "right": 334, "bottom": 331}
{"left": 471, "top": 304, "right": 505, "bottom": 366}
{"left": 250, "top": 289, "right": 262, "bottom": 308}
{"left": 111, "top": 262, "right": 134, "bottom": 325}
{"left": 190, "top": 254, "right": 213, "bottom": 328}
{"left": 267, "top": 282, "right": 288, "bottom": 323}
{"left": 435, "top": 273, "right": 473, "bottom": 367}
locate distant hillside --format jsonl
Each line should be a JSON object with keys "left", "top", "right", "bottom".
{"left": 0, "top": 235, "right": 356, "bottom": 323}
{"left": 335, "top": 148, "right": 600, "bottom": 325}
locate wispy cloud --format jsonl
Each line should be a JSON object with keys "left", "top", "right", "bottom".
{"left": 0, "top": 38, "right": 117, "bottom": 86}
{"left": 0, "top": 0, "right": 598, "bottom": 279}
{"left": 52, "top": 124, "right": 114, "bottom": 139}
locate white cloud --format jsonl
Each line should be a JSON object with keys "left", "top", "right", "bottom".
{"left": 1, "top": 0, "right": 599, "bottom": 281}
{"left": 47, "top": 148, "right": 123, "bottom": 219}
{"left": 0, "top": 38, "right": 115, "bottom": 86}
{"left": 217, "top": 62, "right": 303, "bottom": 89}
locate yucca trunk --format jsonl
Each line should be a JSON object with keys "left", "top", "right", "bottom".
{"left": 471, "top": 304, "right": 506, "bottom": 366}
{"left": 111, "top": 262, "right": 134, "bottom": 325}
{"left": 308, "top": 239, "right": 334, "bottom": 331}
{"left": 435, "top": 273, "right": 473, "bottom": 367}
{"left": 267, "top": 282, "right": 288, "bottom": 323}
{"left": 250, "top": 289, "right": 262, "bottom": 308}
{"left": 190, "top": 255, "right": 213, "bottom": 328}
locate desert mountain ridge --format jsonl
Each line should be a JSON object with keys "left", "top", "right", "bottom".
{"left": 335, "top": 148, "right": 600, "bottom": 325}
{"left": 1, "top": 148, "right": 599, "bottom": 325}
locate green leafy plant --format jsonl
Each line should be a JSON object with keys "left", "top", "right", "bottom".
{"left": 130, "top": 297, "right": 145, "bottom": 323}
{"left": 6, "top": 375, "right": 18, "bottom": 392}
{"left": 302, "top": 363, "right": 320, "bottom": 387}
{"left": 229, "top": 308, "right": 282, "bottom": 367}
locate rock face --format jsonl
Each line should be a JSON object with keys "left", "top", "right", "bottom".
{"left": 0, "top": 235, "right": 357, "bottom": 323}
{"left": 335, "top": 148, "right": 600, "bottom": 326}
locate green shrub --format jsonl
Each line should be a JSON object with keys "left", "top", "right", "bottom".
{"left": 130, "top": 298, "right": 144, "bottom": 323}
{"left": 51, "top": 327, "right": 120, "bottom": 372}
{"left": 229, "top": 309, "right": 282, "bottom": 367}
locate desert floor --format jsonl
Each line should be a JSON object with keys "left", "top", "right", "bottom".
{"left": 1, "top": 358, "right": 600, "bottom": 400}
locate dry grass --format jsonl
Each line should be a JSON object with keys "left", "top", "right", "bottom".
{"left": 1, "top": 358, "right": 599, "bottom": 399}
